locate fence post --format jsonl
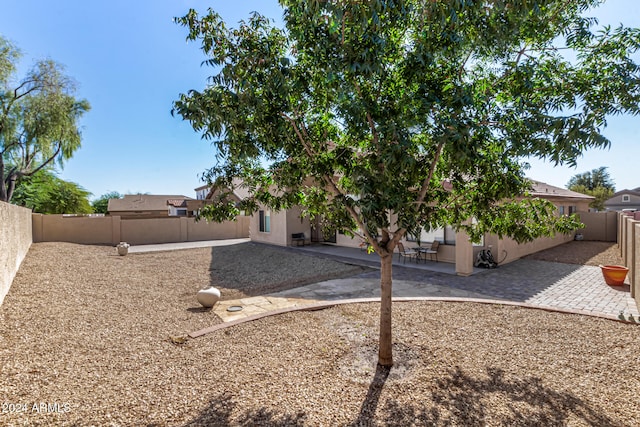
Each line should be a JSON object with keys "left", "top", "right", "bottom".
{"left": 633, "top": 223, "right": 640, "bottom": 299}
{"left": 32, "top": 213, "right": 43, "bottom": 243}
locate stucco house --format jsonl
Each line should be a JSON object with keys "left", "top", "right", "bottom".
{"left": 249, "top": 180, "right": 593, "bottom": 275}
{"left": 107, "top": 194, "right": 196, "bottom": 219}
{"left": 194, "top": 184, "right": 211, "bottom": 201}
{"left": 527, "top": 180, "right": 593, "bottom": 215}
{"left": 187, "top": 179, "right": 251, "bottom": 215}
{"left": 604, "top": 188, "right": 640, "bottom": 212}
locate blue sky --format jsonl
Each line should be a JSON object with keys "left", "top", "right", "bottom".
{"left": 1, "top": 0, "right": 638, "bottom": 200}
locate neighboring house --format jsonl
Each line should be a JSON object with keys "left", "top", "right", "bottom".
{"left": 187, "top": 179, "right": 251, "bottom": 215}
{"left": 194, "top": 185, "right": 211, "bottom": 201}
{"left": 107, "top": 194, "right": 196, "bottom": 219}
{"left": 604, "top": 188, "right": 640, "bottom": 212}
{"left": 249, "top": 179, "right": 594, "bottom": 275}
{"left": 528, "top": 180, "right": 594, "bottom": 215}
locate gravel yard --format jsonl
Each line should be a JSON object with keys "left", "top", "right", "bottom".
{"left": 1, "top": 242, "right": 639, "bottom": 426}
{"left": 524, "top": 240, "right": 624, "bottom": 266}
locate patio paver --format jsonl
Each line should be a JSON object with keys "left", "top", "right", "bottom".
{"left": 210, "top": 250, "right": 640, "bottom": 324}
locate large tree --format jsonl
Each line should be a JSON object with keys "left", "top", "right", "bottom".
{"left": 11, "top": 169, "right": 93, "bottom": 214}
{"left": 174, "top": 1, "right": 640, "bottom": 366}
{"left": 0, "top": 36, "right": 90, "bottom": 203}
{"left": 567, "top": 166, "right": 615, "bottom": 210}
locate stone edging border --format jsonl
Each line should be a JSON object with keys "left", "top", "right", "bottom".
{"left": 188, "top": 297, "right": 638, "bottom": 339}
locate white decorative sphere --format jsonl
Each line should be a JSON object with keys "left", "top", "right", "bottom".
{"left": 197, "top": 286, "right": 221, "bottom": 308}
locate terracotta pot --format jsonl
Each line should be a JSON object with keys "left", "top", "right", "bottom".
{"left": 599, "top": 265, "right": 629, "bottom": 286}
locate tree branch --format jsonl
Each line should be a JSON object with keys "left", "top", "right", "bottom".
{"left": 280, "top": 112, "right": 316, "bottom": 158}
{"left": 416, "top": 141, "right": 444, "bottom": 205}
{"left": 25, "top": 142, "right": 62, "bottom": 177}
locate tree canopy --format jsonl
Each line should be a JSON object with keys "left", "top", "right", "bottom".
{"left": 91, "top": 191, "right": 123, "bottom": 214}
{"left": 567, "top": 166, "right": 615, "bottom": 210}
{"left": 0, "top": 36, "right": 90, "bottom": 203}
{"left": 175, "top": 0, "right": 640, "bottom": 366}
{"left": 567, "top": 166, "right": 615, "bottom": 191}
{"left": 11, "top": 169, "right": 93, "bottom": 214}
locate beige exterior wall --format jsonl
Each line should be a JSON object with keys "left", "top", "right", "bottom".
{"left": 249, "top": 209, "right": 288, "bottom": 246}
{"left": 491, "top": 233, "right": 574, "bottom": 265}
{"left": 33, "top": 214, "right": 248, "bottom": 246}
{"left": 336, "top": 232, "right": 361, "bottom": 248}
{"left": 248, "top": 207, "right": 312, "bottom": 247}
{"left": 247, "top": 196, "right": 587, "bottom": 270}
{"left": 285, "top": 207, "right": 312, "bottom": 246}
{"left": 0, "top": 202, "right": 32, "bottom": 306}
{"left": 454, "top": 227, "right": 474, "bottom": 276}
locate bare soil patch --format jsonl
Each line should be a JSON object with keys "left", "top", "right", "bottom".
{"left": 1, "top": 242, "right": 638, "bottom": 426}
{"left": 524, "top": 240, "right": 624, "bottom": 266}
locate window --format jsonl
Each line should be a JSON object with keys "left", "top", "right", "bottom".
{"left": 444, "top": 225, "right": 456, "bottom": 245}
{"left": 406, "top": 227, "right": 445, "bottom": 243}
{"left": 558, "top": 206, "right": 565, "bottom": 216}
{"left": 259, "top": 210, "right": 271, "bottom": 232}
{"left": 175, "top": 208, "right": 187, "bottom": 216}
{"left": 622, "top": 195, "right": 631, "bottom": 203}
{"left": 405, "top": 231, "right": 419, "bottom": 242}
{"left": 568, "top": 206, "right": 577, "bottom": 215}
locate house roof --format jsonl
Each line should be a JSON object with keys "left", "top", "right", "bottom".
{"left": 606, "top": 189, "right": 640, "bottom": 199}
{"left": 528, "top": 180, "right": 594, "bottom": 200}
{"left": 204, "top": 178, "right": 251, "bottom": 201}
{"left": 108, "top": 194, "right": 195, "bottom": 212}
{"left": 194, "top": 184, "right": 210, "bottom": 191}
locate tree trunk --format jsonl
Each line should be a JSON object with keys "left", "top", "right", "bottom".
{"left": 0, "top": 160, "right": 6, "bottom": 202}
{"left": 378, "top": 252, "right": 393, "bottom": 367}
{"left": 5, "top": 173, "right": 16, "bottom": 203}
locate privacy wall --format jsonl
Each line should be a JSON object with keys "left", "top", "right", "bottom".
{"left": 32, "top": 214, "right": 249, "bottom": 245}
{"left": 0, "top": 202, "right": 32, "bottom": 306}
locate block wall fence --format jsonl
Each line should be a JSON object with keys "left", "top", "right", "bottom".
{"left": 1, "top": 211, "right": 248, "bottom": 306}
{"left": 618, "top": 211, "right": 640, "bottom": 307}
{"left": 0, "top": 202, "right": 32, "bottom": 305}
{"left": 32, "top": 214, "right": 250, "bottom": 245}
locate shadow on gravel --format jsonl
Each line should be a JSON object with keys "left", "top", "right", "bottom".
{"left": 207, "top": 242, "right": 370, "bottom": 300}
{"left": 377, "top": 366, "right": 617, "bottom": 426}
{"left": 183, "top": 392, "right": 306, "bottom": 426}
{"left": 350, "top": 364, "right": 391, "bottom": 426}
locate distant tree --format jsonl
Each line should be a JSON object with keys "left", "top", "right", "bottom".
{"left": 91, "top": 191, "right": 123, "bottom": 214}
{"left": 567, "top": 167, "right": 615, "bottom": 210}
{"left": 12, "top": 169, "right": 93, "bottom": 214}
{"left": 175, "top": 1, "right": 640, "bottom": 366}
{"left": 567, "top": 167, "right": 615, "bottom": 191}
{"left": 0, "top": 36, "right": 90, "bottom": 203}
